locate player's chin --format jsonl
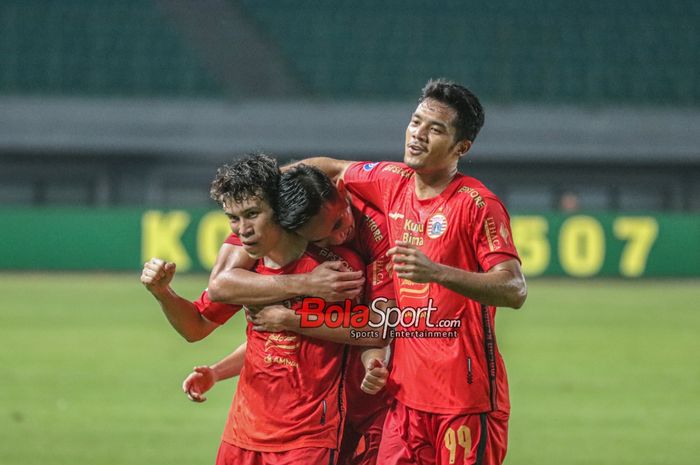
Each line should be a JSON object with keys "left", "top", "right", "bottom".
{"left": 243, "top": 246, "right": 262, "bottom": 259}
{"left": 403, "top": 155, "right": 420, "bottom": 168}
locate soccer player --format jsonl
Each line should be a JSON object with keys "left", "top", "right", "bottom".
{"left": 210, "top": 153, "right": 366, "bottom": 464}
{"left": 294, "top": 79, "right": 528, "bottom": 465}
{"left": 192, "top": 164, "right": 396, "bottom": 465}
{"left": 142, "top": 153, "right": 364, "bottom": 464}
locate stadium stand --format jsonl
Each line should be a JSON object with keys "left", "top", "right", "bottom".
{"left": 237, "top": 0, "right": 699, "bottom": 104}
{"left": 0, "top": 0, "right": 698, "bottom": 210}
{"left": 0, "top": 0, "right": 221, "bottom": 96}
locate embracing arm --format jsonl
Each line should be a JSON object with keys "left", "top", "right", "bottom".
{"left": 207, "top": 244, "right": 364, "bottom": 305}
{"left": 284, "top": 157, "right": 353, "bottom": 184}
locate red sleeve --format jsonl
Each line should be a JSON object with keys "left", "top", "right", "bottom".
{"left": 225, "top": 234, "right": 241, "bottom": 246}
{"left": 193, "top": 290, "right": 242, "bottom": 325}
{"left": 342, "top": 161, "right": 409, "bottom": 213}
{"left": 365, "top": 254, "right": 396, "bottom": 302}
{"left": 470, "top": 197, "right": 521, "bottom": 271}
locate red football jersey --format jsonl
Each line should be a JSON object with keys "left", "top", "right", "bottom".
{"left": 343, "top": 161, "right": 520, "bottom": 415}
{"left": 222, "top": 244, "right": 364, "bottom": 452}
{"left": 193, "top": 290, "right": 241, "bottom": 325}
{"left": 223, "top": 205, "right": 394, "bottom": 432}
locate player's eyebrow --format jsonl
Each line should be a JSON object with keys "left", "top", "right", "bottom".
{"left": 412, "top": 112, "right": 449, "bottom": 131}
{"left": 226, "top": 207, "right": 258, "bottom": 218}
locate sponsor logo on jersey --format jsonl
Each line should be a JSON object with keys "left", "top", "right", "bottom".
{"left": 363, "top": 162, "right": 378, "bottom": 171}
{"left": 382, "top": 164, "right": 412, "bottom": 178}
{"left": 457, "top": 186, "right": 486, "bottom": 208}
{"left": 484, "top": 217, "right": 501, "bottom": 251}
{"left": 363, "top": 214, "right": 384, "bottom": 242}
{"left": 389, "top": 212, "right": 405, "bottom": 221}
{"left": 427, "top": 213, "right": 448, "bottom": 239}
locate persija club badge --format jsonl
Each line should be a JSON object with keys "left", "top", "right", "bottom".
{"left": 296, "top": 297, "right": 460, "bottom": 339}
{"left": 427, "top": 213, "right": 448, "bottom": 239}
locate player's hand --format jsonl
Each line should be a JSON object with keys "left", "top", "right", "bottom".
{"left": 306, "top": 261, "right": 364, "bottom": 301}
{"left": 182, "top": 366, "right": 217, "bottom": 403}
{"left": 249, "top": 305, "right": 295, "bottom": 332}
{"left": 386, "top": 241, "right": 441, "bottom": 283}
{"left": 140, "top": 258, "right": 176, "bottom": 294}
{"left": 361, "top": 358, "right": 389, "bottom": 395}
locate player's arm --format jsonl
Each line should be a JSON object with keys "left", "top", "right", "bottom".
{"left": 208, "top": 243, "right": 364, "bottom": 305}
{"left": 388, "top": 242, "right": 527, "bottom": 309}
{"left": 182, "top": 342, "right": 247, "bottom": 402}
{"left": 434, "top": 258, "right": 527, "bottom": 308}
{"left": 283, "top": 157, "right": 353, "bottom": 184}
{"left": 141, "top": 258, "right": 219, "bottom": 342}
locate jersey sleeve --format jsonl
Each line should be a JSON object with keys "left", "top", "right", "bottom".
{"left": 470, "top": 196, "right": 521, "bottom": 271}
{"left": 193, "top": 290, "right": 241, "bottom": 325}
{"left": 365, "top": 254, "right": 396, "bottom": 303}
{"left": 342, "top": 161, "right": 408, "bottom": 212}
{"left": 225, "top": 234, "right": 241, "bottom": 246}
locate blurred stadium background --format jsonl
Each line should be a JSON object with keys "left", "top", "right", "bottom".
{"left": 1, "top": 1, "right": 698, "bottom": 464}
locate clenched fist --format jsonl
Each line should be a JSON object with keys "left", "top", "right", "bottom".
{"left": 140, "top": 257, "right": 176, "bottom": 295}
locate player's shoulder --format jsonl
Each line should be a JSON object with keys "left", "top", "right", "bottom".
{"left": 350, "top": 161, "right": 414, "bottom": 180}
{"left": 305, "top": 244, "right": 364, "bottom": 273}
{"left": 350, "top": 194, "right": 386, "bottom": 225}
{"left": 452, "top": 174, "right": 505, "bottom": 209}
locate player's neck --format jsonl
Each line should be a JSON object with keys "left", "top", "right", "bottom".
{"left": 263, "top": 232, "right": 308, "bottom": 269}
{"left": 414, "top": 167, "right": 458, "bottom": 200}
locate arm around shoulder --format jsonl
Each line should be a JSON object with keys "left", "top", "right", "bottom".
{"left": 284, "top": 157, "right": 353, "bottom": 184}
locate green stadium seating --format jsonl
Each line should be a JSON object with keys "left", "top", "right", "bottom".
{"left": 237, "top": 0, "right": 699, "bottom": 104}
{"left": 0, "top": 0, "right": 222, "bottom": 96}
{"left": 0, "top": 0, "right": 697, "bottom": 104}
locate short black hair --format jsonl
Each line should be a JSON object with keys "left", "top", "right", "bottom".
{"left": 419, "top": 78, "right": 485, "bottom": 143}
{"left": 210, "top": 153, "right": 280, "bottom": 214}
{"left": 277, "top": 164, "right": 340, "bottom": 231}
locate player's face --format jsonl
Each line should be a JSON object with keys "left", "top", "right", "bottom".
{"left": 404, "top": 98, "right": 467, "bottom": 174}
{"left": 223, "top": 197, "right": 282, "bottom": 259}
{"left": 295, "top": 196, "right": 355, "bottom": 247}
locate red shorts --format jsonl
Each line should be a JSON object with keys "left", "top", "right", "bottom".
{"left": 337, "top": 408, "right": 387, "bottom": 465}
{"left": 215, "top": 440, "right": 337, "bottom": 465}
{"left": 376, "top": 400, "right": 509, "bottom": 465}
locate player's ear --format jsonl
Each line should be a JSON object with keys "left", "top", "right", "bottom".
{"left": 336, "top": 179, "right": 347, "bottom": 196}
{"left": 456, "top": 140, "right": 472, "bottom": 158}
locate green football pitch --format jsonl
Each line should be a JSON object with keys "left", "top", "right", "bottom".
{"left": 1, "top": 273, "right": 698, "bottom": 465}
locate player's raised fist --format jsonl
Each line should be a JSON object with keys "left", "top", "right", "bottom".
{"left": 140, "top": 257, "right": 176, "bottom": 294}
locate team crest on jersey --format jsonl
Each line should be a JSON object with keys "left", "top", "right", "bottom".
{"left": 363, "top": 162, "right": 378, "bottom": 171}
{"left": 426, "top": 213, "right": 448, "bottom": 239}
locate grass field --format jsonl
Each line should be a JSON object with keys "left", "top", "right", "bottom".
{"left": 1, "top": 273, "right": 699, "bottom": 465}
